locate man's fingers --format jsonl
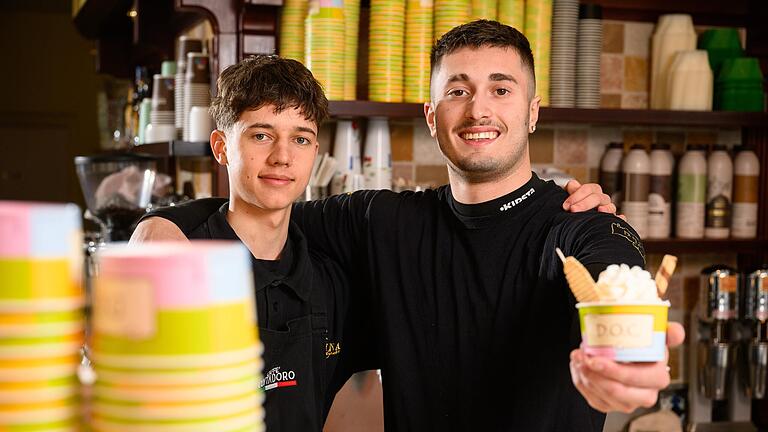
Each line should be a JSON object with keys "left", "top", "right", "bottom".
{"left": 617, "top": 214, "right": 627, "bottom": 222}
{"left": 564, "top": 184, "right": 604, "bottom": 211}
{"left": 667, "top": 322, "right": 685, "bottom": 347}
{"left": 597, "top": 203, "right": 617, "bottom": 215}
{"left": 570, "top": 351, "right": 612, "bottom": 413}
{"left": 577, "top": 363, "right": 660, "bottom": 413}
{"left": 564, "top": 179, "right": 582, "bottom": 195}
{"left": 584, "top": 356, "right": 671, "bottom": 390}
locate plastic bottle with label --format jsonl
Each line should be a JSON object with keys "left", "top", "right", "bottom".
{"left": 705, "top": 144, "right": 733, "bottom": 239}
{"left": 648, "top": 143, "right": 674, "bottom": 238}
{"left": 676, "top": 144, "right": 707, "bottom": 238}
{"left": 622, "top": 144, "right": 650, "bottom": 238}
{"left": 732, "top": 146, "right": 760, "bottom": 238}
{"left": 599, "top": 142, "right": 624, "bottom": 209}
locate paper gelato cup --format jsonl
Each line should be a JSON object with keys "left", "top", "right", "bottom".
{"left": 577, "top": 301, "right": 670, "bottom": 362}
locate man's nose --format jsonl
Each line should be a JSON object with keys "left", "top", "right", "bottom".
{"left": 466, "top": 93, "right": 491, "bottom": 120}
{"left": 267, "top": 141, "right": 291, "bottom": 167}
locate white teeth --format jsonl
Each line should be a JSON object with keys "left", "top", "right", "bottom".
{"left": 461, "top": 131, "right": 498, "bottom": 140}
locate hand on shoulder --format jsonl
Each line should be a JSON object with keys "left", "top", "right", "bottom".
{"left": 130, "top": 217, "right": 188, "bottom": 243}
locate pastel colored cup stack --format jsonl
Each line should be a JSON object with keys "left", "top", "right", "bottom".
{"left": 89, "top": 242, "right": 264, "bottom": 431}
{"left": 525, "top": 0, "right": 553, "bottom": 106}
{"left": 434, "top": 0, "right": 469, "bottom": 41}
{"left": 577, "top": 302, "right": 670, "bottom": 362}
{"left": 0, "top": 201, "right": 85, "bottom": 431}
{"left": 344, "top": 0, "right": 361, "bottom": 100}
{"left": 497, "top": 0, "right": 525, "bottom": 32}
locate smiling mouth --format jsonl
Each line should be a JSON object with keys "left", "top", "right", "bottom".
{"left": 460, "top": 131, "right": 499, "bottom": 141}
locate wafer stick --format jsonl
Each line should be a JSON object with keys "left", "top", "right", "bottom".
{"left": 654, "top": 255, "right": 678, "bottom": 298}
{"left": 556, "top": 248, "right": 600, "bottom": 302}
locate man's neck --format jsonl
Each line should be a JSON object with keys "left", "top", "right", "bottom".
{"left": 226, "top": 196, "right": 290, "bottom": 260}
{"left": 448, "top": 159, "right": 533, "bottom": 204}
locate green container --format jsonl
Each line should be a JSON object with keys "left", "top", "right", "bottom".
{"left": 715, "top": 88, "right": 764, "bottom": 111}
{"left": 717, "top": 57, "right": 764, "bottom": 84}
{"left": 698, "top": 28, "right": 743, "bottom": 73}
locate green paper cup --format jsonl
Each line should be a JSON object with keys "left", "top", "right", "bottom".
{"left": 577, "top": 302, "right": 670, "bottom": 362}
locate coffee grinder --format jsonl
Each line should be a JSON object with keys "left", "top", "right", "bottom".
{"left": 688, "top": 265, "right": 757, "bottom": 431}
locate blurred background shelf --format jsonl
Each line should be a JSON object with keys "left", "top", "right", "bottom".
{"left": 329, "top": 101, "right": 768, "bottom": 127}
{"left": 643, "top": 238, "right": 768, "bottom": 254}
{"left": 129, "top": 141, "right": 211, "bottom": 157}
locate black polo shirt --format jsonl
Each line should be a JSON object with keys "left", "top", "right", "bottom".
{"left": 141, "top": 202, "right": 376, "bottom": 431}
{"left": 291, "top": 173, "right": 645, "bottom": 431}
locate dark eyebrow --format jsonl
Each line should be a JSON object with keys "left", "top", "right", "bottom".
{"left": 489, "top": 73, "right": 518, "bottom": 85}
{"left": 446, "top": 73, "right": 470, "bottom": 83}
{"left": 245, "top": 123, "right": 317, "bottom": 136}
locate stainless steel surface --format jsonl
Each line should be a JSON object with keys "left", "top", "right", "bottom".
{"left": 745, "top": 269, "right": 768, "bottom": 322}
{"left": 747, "top": 341, "right": 767, "bottom": 399}
{"left": 700, "top": 266, "right": 739, "bottom": 321}
{"left": 699, "top": 341, "right": 733, "bottom": 400}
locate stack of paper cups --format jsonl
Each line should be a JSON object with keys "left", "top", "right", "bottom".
{"left": 344, "top": 0, "right": 361, "bottom": 100}
{"left": 363, "top": 117, "right": 392, "bottom": 190}
{"left": 525, "top": 0, "right": 553, "bottom": 106}
{"left": 0, "top": 201, "right": 84, "bottom": 431}
{"left": 175, "top": 37, "right": 204, "bottom": 138}
{"left": 576, "top": 4, "right": 602, "bottom": 109}
{"left": 471, "top": 0, "right": 496, "bottom": 21}
{"left": 550, "top": 0, "right": 578, "bottom": 107}
{"left": 331, "top": 120, "right": 363, "bottom": 194}
{"left": 369, "top": 0, "right": 406, "bottom": 102}
{"left": 184, "top": 53, "right": 212, "bottom": 141}
{"left": 404, "top": 0, "right": 432, "bottom": 102}
{"left": 280, "top": 0, "right": 308, "bottom": 63}
{"left": 89, "top": 241, "right": 264, "bottom": 431}
{"left": 497, "top": 0, "right": 525, "bottom": 32}
{"left": 306, "top": 0, "right": 346, "bottom": 101}
{"left": 434, "top": 0, "right": 469, "bottom": 40}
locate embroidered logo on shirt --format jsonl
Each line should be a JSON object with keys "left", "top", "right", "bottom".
{"left": 260, "top": 366, "right": 298, "bottom": 391}
{"left": 325, "top": 342, "right": 341, "bottom": 358}
{"left": 610, "top": 222, "right": 645, "bottom": 260}
{"left": 499, "top": 188, "right": 535, "bottom": 212}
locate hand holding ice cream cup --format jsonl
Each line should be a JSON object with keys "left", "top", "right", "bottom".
{"left": 557, "top": 249, "right": 676, "bottom": 362}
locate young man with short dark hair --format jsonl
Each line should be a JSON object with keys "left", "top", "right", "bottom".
{"left": 134, "top": 31, "right": 639, "bottom": 430}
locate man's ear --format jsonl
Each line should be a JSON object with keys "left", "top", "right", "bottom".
{"left": 528, "top": 95, "right": 541, "bottom": 134}
{"left": 211, "top": 129, "right": 228, "bottom": 166}
{"left": 424, "top": 102, "right": 437, "bottom": 138}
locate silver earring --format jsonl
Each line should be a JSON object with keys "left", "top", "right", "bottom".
{"left": 530, "top": 125, "right": 536, "bottom": 133}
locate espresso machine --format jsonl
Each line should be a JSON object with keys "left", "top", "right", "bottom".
{"left": 688, "top": 265, "right": 764, "bottom": 431}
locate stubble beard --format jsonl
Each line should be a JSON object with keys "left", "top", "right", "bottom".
{"left": 435, "top": 114, "right": 529, "bottom": 184}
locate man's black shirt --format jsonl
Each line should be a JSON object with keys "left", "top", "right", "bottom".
{"left": 292, "top": 174, "right": 645, "bottom": 431}
{"left": 149, "top": 175, "right": 645, "bottom": 431}
{"left": 141, "top": 203, "right": 375, "bottom": 431}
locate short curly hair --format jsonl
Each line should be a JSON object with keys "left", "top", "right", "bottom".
{"left": 209, "top": 55, "right": 329, "bottom": 132}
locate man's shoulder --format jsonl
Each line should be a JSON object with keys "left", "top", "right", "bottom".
{"left": 142, "top": 198, "right": 227, "bottom": 236}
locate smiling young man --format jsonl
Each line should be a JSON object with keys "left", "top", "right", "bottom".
{"left": 131, "top": 56, "right": 377, "bottom": 431}
{"left": 133, "top": 34, "right": 655, "bottom": 430}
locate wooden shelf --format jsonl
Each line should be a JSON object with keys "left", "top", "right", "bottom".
{"left": 329, "top": 101, "right": 768, "bottom": 127}
{"left": 644, "top": 238, "right": 768, "bottom": 254}
{"left": 130, "top": 141, "right": 211, "bottom": 157}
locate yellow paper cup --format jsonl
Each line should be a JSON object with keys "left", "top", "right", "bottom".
{"left": 90, "top": 344, "right": 262, "bottom": 371}
{"left": 577, "top": 302, "right": 670, "bottom": 362}
{"left": 91, "top": 392, "right": 261, "bottom": 421}
{"left": 94, "top": 358, "right": 261, "bottom": 387}
{"left": 94, "top": 376, "right": 260, "bottom": 403}
{"left": 90, "top": 408, "right": 263, "bottom": 432}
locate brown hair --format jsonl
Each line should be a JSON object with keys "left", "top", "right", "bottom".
{"left": 430, "top": 20, "right": 535, "bottom": 95}
{"left": 209, "top": 55, "right": 329, "bottom": 132}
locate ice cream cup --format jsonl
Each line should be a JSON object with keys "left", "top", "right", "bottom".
{"left": 90, "top": 343, "right": 262, "bottom": 370}
{"left": 0, "top": 418, "right": 80, "bottom": 432}
{"left": 90, "top": 301, "right": 256, "bottom": 356}
{"left": 0, "top": 397, "right": 80, "bottom": 424}
{"left": 93, "top": 358, "right": 261, "bottom": 386}
{"left": 0, "top": 341, "right": 83, "bottom": 360}
{"left": 0, "top": 376, "right": 79, "bottom": 404}
{"left": 0, "top": 299, "right": 85, "bottom": 314}
{"left": 91, "top": 392, "right": 261, "bottom": 421}
{"left": 90, "top": 408, "right": 263, "bottom": 432}
{"left": 0, "top": 309, "right": 83, "bottom": 326}
{"left": 577, "top": 301, "right": 670, "bottom": 362}
{"left": 94, "top": 376, "right": 260, "bottom": 403}
{"left": 0, "top": 259, "right": 81, "bottom": 301}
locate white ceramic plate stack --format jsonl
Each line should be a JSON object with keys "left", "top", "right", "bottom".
{"left": 550, "top": 0, "right": 578, "bottom": 107}
{"left": 576, "top": 3, "right": 602, "bottom": 109}
{"left": 175, "top": 37, "right": 203, "bottom": 139}
{"left": 184, "top": 53, "right": 212, "bottom": 142}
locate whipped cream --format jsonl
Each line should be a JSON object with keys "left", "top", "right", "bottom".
{"left": 594, "top": 264, "right": 662, "bottom": 303}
